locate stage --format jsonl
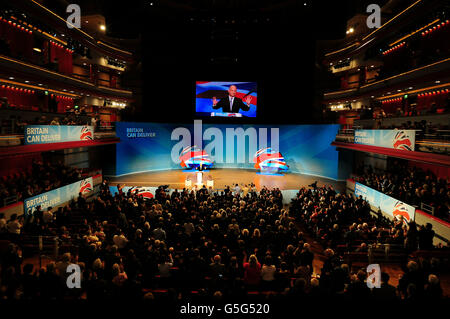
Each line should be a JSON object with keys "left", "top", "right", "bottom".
{"left": 108, "top": 169, "right": 345, "bottom": 192}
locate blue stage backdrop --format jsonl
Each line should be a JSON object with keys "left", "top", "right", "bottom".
{"left": 115, "top": 122, "right": 341, "bottom": 180}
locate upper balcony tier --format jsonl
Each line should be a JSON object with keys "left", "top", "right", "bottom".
{"left": 0, "top": 6, "right": 134, "bottom": 100}
{"left": 322, "top": 0, "right": 444, "bottom": 64}
{"left": 13, "top": 0, "right": 133, "bottom": 62}
{"left": 323, "top": 57, "right": 450, "bottom": 103}
{"left": 0, "top": 54, "right": 133, "bottom": 100}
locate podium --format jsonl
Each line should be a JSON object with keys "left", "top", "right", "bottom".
{"left": 184, "top": 166, "right": 214, "bottom": 189}
{"left": 210, "top": 112, "right": 242, "bottom": 117}
{"left": 196, "top": 171, "right": 203, "bottom": 186}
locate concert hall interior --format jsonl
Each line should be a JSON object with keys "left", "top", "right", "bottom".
{"left": 0, "top": 0, "right": 449, "bottom": 309}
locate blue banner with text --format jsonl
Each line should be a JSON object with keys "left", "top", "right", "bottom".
{"left": 355, "top": 182, "right": 415, "bottom": 223}
{"left": 24, "top": 177, "right": 94, "bottom": 214}
{"left": 24, "top": 125, "right": 94, "bottom": 145}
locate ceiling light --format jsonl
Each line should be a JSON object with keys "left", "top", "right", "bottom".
{"left": 100, "top": 25, "right": 106, "bottom": 31}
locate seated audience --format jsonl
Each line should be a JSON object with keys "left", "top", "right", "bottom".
{"left": 0, "top": 184, "right": 446, "bottom": 301}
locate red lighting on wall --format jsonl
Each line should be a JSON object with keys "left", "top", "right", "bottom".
{"left": 382, "top": 42, "right": 406, "bottom": 55}
{"left": 422, "top": 20, "right": 449, "bottom": 37}
{"left": 381, "top": 97, "right": 403, "bottom": 103}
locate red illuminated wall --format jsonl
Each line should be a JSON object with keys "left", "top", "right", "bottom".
{"left": 0, "top": 153, "right": 42, "bottom": 178}
{"left": 409, "top": 161, "right": 450, "bottom": 180}
{"left": 0, "top": 85, "right": 39, "bottom": 110}
{"left": 50, "top": 41, "right": 73, "bottom": 75}
{"left": 0, "top": 17, "right": 34, "bottom": 60}
{"left": 417, "top": 90, "right": 449, "bottom": 113}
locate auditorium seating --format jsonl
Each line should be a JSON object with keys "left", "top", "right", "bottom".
{"left": 0, "top": 161, "right": 84, "bottom": 207}
{"left": 354, "top": 114, "right": 450, "bottom": 130}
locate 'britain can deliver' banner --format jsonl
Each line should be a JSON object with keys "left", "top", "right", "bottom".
{"left": 354, "top": 130, "right": 415, "bottom": 151}
{"left": 354, "top": 182, "right": 415, "bottom": 224}
{"left": 24, "top": 177, "right": 93, "bottom": 214}
{"left": 24, "top": 125, "right": 94, "bottom": 145}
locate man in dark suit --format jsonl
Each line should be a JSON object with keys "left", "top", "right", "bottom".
{"left": 212, "top": 85, "right": 252, "bottom": 113}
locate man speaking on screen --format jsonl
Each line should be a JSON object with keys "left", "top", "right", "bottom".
{"left": 212, "top": 85, "right": 252, "bottom": 113}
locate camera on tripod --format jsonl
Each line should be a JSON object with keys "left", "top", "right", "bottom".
{"left": 308, "top": 181, "right": 318, "bottom": 189}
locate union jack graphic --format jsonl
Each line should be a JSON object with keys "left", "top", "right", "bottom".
{"left": 80, "top": 126, "right": 93, "bottom": 141}
{"left": 179, "top": 145, "right": 214, "bottom": 169}
{"left": 392, "top": 201, "right": 412, "bottom": 224}
{"left": 129, "top": 187, "right": 154, "bottom": 199}
{"left": 393, "top": 131, "right": 412, "bottom": 151}
{"left": 253, "top": 147, "right": 289, "bottom": 173}
{"left": 79, "top": 179, "right": 93, "bottom": 194}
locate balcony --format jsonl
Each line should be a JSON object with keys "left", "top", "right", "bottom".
{"left": 0, "top": 54, "right": 132, "bottom": 99}
{"left": 0, "top": 110, "right": 118, "bottom": 157}
{"left": 332, "top": 121, "right": 450, "bottom": 166}
{"left": 8, "top": 1, "right": 133, "bottom": 62}
{"left": 354, "top": 113, "right": 450, "bottom": 129}
{"left": 324, "top": 57, "right": 450, "bottom": 103}
{"left": 323, "top": 16, "right": 450, "bottom": 102}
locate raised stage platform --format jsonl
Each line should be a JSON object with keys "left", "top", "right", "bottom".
{"left": 108, "top": 169, "right": 345, "bottom": 192}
